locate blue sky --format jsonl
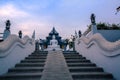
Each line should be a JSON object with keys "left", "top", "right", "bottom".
{"left": 0, "top": 0, "right": 120, "bottom": 39}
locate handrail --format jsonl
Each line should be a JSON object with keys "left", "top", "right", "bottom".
{"left": 77, "top": 33, "right": 120, "bottom": 57}
{"left": 0, "top": 34, "right": 34, "bottom": 57}
{"left": 0, "top": 33, "right": 3, "bottom": 38}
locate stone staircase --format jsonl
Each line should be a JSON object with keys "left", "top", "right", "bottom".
{"left": 0, "top": 51, "right": 114, "bottom": 80}
{"left": 63, "top": 51, "right": 114, "bottom": 80}
{"left": 0, "top": 51, "right": 48, "bottom": 80}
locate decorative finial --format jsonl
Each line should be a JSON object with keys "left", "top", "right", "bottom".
{"left": 18, "top": 30, "right": 22, "bottom": 38}
{"left": 5, "top": 20, "right": 11, "bottom": 30}
{"left": 90, "top": 13, "right": 96, "bottom": 24}
{"left": 78, "top": 30, "right": 81, "bottom": 38}
{"left": 53, "top": 27, "right": 55, "bottom": 31}
{"left": 3, "top": 20, "right": 11, "bottom": 40}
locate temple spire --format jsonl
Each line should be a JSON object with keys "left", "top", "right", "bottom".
{"left": 49, "top": 27, "right": 58, "bottom": 35}
{"left": 53, "top": 27, "right": 55, "bottom": 31}
{"left": 32, "top": 30, "right": 35, "bottom": 39}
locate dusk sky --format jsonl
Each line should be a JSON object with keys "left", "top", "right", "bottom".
{"left": 0, "top": 0, "right": 119, "bottom": 39}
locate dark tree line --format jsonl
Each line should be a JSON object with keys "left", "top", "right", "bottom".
{"left": 83, "top": 23, "right": 120, "bottom": 35}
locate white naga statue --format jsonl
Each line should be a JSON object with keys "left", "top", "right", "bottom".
{"left": 47, "top": 35, "right": 61, "bottom": 51}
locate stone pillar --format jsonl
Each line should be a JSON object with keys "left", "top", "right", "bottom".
{"left": 64, "top": 39, "right": 68, "bottom": 51}
{"left": 40, "top": 39, "right": 44, "bottom": 51}
{"left": 63, "top": 45, "right": 66, "bottom": 51}
{"left": 78, "top": 30, "right": 82, "bottom": 38}
{"left": 90, "top": 13, "right": 97, "bottom": 34}
{"left": 35, "top": 40, "right": 39, "bottom": 51}
{"left": 73, "top": 36, "right": 75, "bottom": 51}
{"left": 92, "top": 23, "right": 97, "bottom": 34}
{"left": 41, "top": 45, "right": 44, "bottom": 51}
{"left": 3, "top": 20, "right": 11, "bottom": 40}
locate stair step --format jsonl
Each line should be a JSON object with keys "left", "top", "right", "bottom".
{"left": 65, "top": 57, "right": 86, "bottom": 59}
{"left": 21, "top": 59, "right": 45, "bottom": 63}
{"left": 69, "top": 67, "right": 103, "bottom": 72}
{"left": 63, "top": 51, "right": 78, "bottom": 54}
{"left": 64, "top": 54, "right": 81, "bottom": 56}
{"left": 8, "top": 67, "right": 44, "bottom": 73}
{"left": 32, "top": 53, "right": 48, "bottom": 55}
{"left": 63, "top": 53, "right": 79, "bottom": 55}
{"left": 64, "top": 55, "right": 82, "bottom": 58}
{"left": 29, "top": 54, "right": 47, "bottom": 57}
{"left": 25, "top": 58, "right": 46, "bottom": 60}
{"left": 71, "top": 72, "right": 113, "bottom": 79}
{"left": 32, "top": 51, "right": 48, "bottom": 54}
{"left": 73, "top": 78, "right": 115, "bottom": 80}
{"left": 63, "top": 53, "right": 80, "bottom": 55}
{"left": 65, "top": 58, "right": 87, "bottom": 60}
{"left": 27, "top": 56, "right": 47, "bottom": 58}
{"left": 25, "top": 57, "right": 46, "bottom": 59}
{"left": 0, "top": 73, "right": 42, "bottom": 80}
{"left": 32, "top": 52, "right": 48, "bottom": 54}
{"left": 15, "top": 63, "right": 44, "bottom": 67}
{"left": 67, "top": 63, "right": 96, "bottom": 67}
{"left": 66, "top": 59, "right": 90, "bottom": 63}
{"left": 64, "top": 56, "right": 83, "bottom": 58}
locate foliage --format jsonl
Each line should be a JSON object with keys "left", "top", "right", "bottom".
{"left": 97, "top": 22, "right": 108, "bottom": 29}
{"left": 86, "top": 22, "right": 120, "bottom": 31}
{"left": 96, "top": 22, "right": 120, "bottom": 30}
{"left": 83, "top": 22, "right": 120, "bottom": 36}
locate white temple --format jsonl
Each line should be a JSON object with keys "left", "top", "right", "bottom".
{"left": 47, "top": 35, "right": 61, "bottom": 51}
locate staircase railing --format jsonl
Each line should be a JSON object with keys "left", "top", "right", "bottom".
{"left": 0, "top": 33, "right": 3, "bottom": 42}
{"left": 75, "top": 33, "right": 120, "bottom": 80}
{"left": 0, "top": 34, "right": 35, "bottom": 75}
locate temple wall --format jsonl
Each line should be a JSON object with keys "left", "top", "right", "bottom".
{"left": 89, "top": 24, "right": 120, "bottom": 42}
{"left": 75, "top": 33, "right": 120, "bottom": 80}
{"left": 97, "top": 30, "right": 120, "bottom": 42}
{"left": 0, "top": 35, "right": 35, "bottom": 75}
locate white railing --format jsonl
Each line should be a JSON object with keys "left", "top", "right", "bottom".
{"left": 0, "top": 34, "right": 35, "bottom": 75}
{"left": 75, "top": 33, "right": 120, "bottom": 80}
{"left": 0, "top": 33, "right": 3, "bottom": 41}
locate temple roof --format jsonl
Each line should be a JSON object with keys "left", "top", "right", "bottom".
{"left": 49, "top": 27, "right": 58, "bottom": 35}
{"left": 42, "top": 27, "right": 67, "bottom": 46}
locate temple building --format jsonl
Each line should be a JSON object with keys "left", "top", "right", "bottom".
{"left": 40, "top": 27, "right": 67, "bottom": 49}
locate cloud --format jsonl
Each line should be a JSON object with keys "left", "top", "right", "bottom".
{"left": 0, "top": 3, "right": 30, "bottom": 36}
{"left": 0, "top": 0, "right": 119, "bottom": 40}
{"left": 11, "top": 19, "right": 53, "bottom": 39}
{"left": 0, "top": 3, "right": 55, "bottom": 39}
{"left": 0, "top": 4, "right": 29, "bottom": 18}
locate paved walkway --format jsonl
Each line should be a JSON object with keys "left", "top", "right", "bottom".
{"left": 41, "top": 50, "right": 73, "bottom": 80}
